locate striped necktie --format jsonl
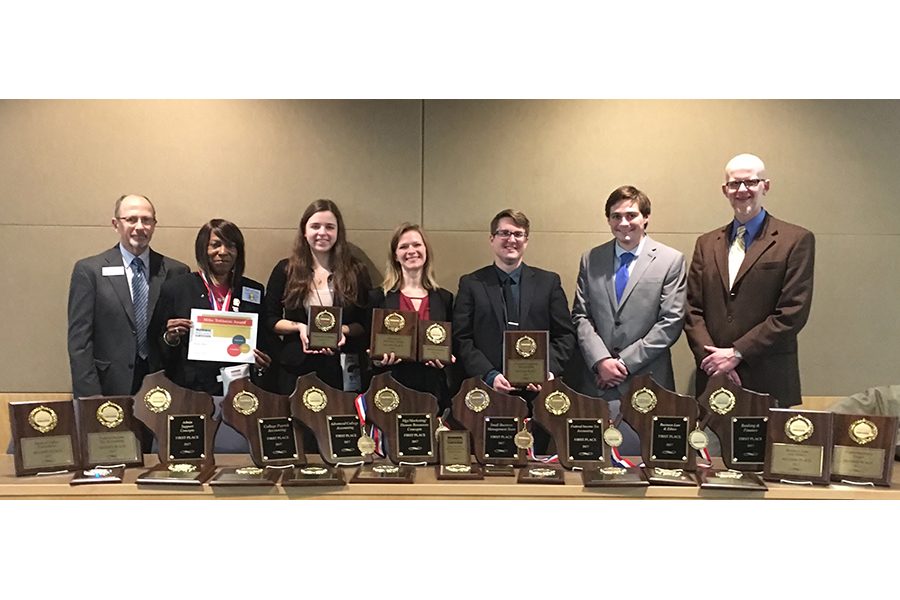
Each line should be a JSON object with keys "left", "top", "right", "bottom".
{"left": 131, "top": 258, "right": 149, "bottom": 359}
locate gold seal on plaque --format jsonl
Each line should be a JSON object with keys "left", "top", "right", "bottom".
{"left": 603, "top": 425, "right": 624, "bottom": 448}
{"left": 785, "top": 414, "right": 814, "bottom": 442}
{"left": 302, "top": 387, "right": 328, "bottom": 412}
{"left": 358, "top": 434, "right": 377, "bottom": 455}
{"left": 529, "top": 467, "right": 556, "bottom": 478}
{"left": 849, "top": 418, "right": 878, "bottom": 445}
{"left": 384, "top": 312, "right": 406, "bottom": 333}
{"left": 515, "top": 335, "right": 537, "bottom": 358}
{"left": 28, "top": 405, "right": 58, "bottom": 434}
{"left": 232, "top": 391, "right": 259, "bottom": 416}
{"left": 599, "top": 466, "right": 627, "bottom": 475}
{"left": 236, "top": 466, "right": 264, "bottom": 476}
{"left": 167, "top": 463, "right": 198, "bottom": 473}
{"left": 446, "top": 464, "right": 471, "bottom": 473}
{"left": 373, "top": 464, "right": 400, "bottom": 474}
{"left": 374, "top": 388, "right": 400, "bottom": 413}
{"left": 464, "top": 388, "right": 490, "bottom": 412}
{"left": 96, "top": 401, "right": 124, "bottom": 428}
{"left": 144, "top": 386, "right": 172, "bottom": 413}
{"left": 425, "top": 323, "right": 447, "bottom": 345}
{"left": 314, "top": 309, "right": 336, "bottom": 332}
{"left": 631, "top": 387, "right": 657, "bottom": 414}
{"left": 514, "top": 428, "right": 534, "bottom": 450}
{"left": 688, "top": 428, "right": 709, "bottom": 451}
{"left": 709, "top": 388, "right": 736, "bottom": 415}
{"left": 654, "top": 467, "right": 683, "bottom": 477}
{"left": 544, "top": 391, "right": 571, "bottom": 416}
{"left": 300, "top": 466, "right": 329, "bottom": 476}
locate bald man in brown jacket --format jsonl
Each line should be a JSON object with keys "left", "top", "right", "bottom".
{"left": 685, "top": 154, "right": 815, "bottom": 407}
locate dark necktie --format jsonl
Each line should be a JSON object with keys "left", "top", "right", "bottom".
{"left": 502, "top": 277, "right": 519, "bottom": 329}
{"left": 131, "top": 258, "right": 149, "bottom": 359}
{"left": 615, "top": 252, "right": 635, "bottom": 303}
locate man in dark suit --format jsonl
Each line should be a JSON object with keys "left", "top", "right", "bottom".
{"left": 685, "top": 154, "right": 815, "bottom": 407}
{"left": 67, "top": 194, "right": 190, "bottom": 399}
{"left": 453, "top": 209, "right": 576, "bottom": 394}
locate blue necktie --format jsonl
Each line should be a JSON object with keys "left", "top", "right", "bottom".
{"left": 131, "top": 258, "right": 149, "bottom": 359}
{"left": 615, "top": 252, "right": 635, "bottom": 303}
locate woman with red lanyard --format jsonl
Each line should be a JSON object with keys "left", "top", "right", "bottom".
{"left": 265, "top": 199, "right": 372, "bottom": 395}
{"left": 152, "top": 219, "right": 273, "bottom": 395}
{"left": 367, "top": 222, "right": 456, "bottom": 413}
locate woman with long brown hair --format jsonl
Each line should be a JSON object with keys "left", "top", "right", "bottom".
{"left": 265, "top": 199, "right": 372, "bottom": 394}
{"left": 368, "top": 222, "right": 455, "bottom": 412}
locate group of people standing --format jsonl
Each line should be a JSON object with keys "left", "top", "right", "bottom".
{"left": 67, "top": 152, "right": 815, "bottom": 449}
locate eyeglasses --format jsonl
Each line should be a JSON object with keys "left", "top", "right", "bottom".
{"left": 724, "top": 179, "right": 764, "bottom": 191}
{"left": 493, "top": 229, "right": 528, "bottom": 240}
{"left": 117, "top": 216, "right": 157, "bottom": 226}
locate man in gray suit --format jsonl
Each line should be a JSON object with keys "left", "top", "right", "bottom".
{"left": 572, "top": 185, "right": 687, "bottom": 399}
{"left": 67, "top": 194, "right": 189, "bottom": 399}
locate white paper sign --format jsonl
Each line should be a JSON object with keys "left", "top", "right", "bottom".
{"left": 187, "top": 309, "right": 259, "bottom": 364}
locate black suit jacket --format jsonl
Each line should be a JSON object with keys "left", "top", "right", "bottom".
{"left": 452, "top": 264, "right": 576, "bottom": 381}
{"left": 67, "top": 245, "right": 190, "bottom": 398}
{"left": 150, "top": 272, "right": 273, "bottom": 395}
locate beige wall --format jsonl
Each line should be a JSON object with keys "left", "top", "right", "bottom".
{"left": 1, "top": 100, "right": 897, "bottom": 397}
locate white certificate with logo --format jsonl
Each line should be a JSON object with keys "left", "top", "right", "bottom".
{"left": 187, "top": 309, "right": 259, "bottom": 364}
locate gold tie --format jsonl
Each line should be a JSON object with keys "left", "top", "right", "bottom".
{"left": 728, "top": 225, "right": 747, "bottom": 290}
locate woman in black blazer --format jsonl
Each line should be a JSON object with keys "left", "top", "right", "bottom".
{"left": 368, "top": 223, "right": 455, "bottom": 412}
{"left": 152, "top": 219, "right": 273, "bottom": 395}
{"left": 265, "top": 199, "right": 371, "bottom": 394}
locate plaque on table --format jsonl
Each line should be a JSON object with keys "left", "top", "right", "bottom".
{"left": 9, "top": 400, "right": 81, "bottom": 477}
{"left": 830, "top": 413, "right": 897, "bottom": 487}
{"left": 222, "top": 378, "right": 305, "bottom": 468}
{"left": 74, "top": 395, "right": 144, "bottom": 470}
{"left": 436, "top": 430, "right": 483, "bottom": 480}
{"left": 620, "top": 374, "right": 699, "bottom": 471}
{"left": 370, "top": 308, "right": 418, "bottom": 361}
{"left": 581, "top": 466, "right": 649, "bottom": 488}
{"left": 307, "top": 305, "right": 343, "bottom": 350}
{"left": 289, "top": 373, "right": 374, "bottom": 466}
{"left": 209, "top": 466, "right": 282, "bottom": 487}
{"left": 450, "top": 377, "right": 529, "bottom": 467}
{"left": 350, "top": 463, "right": 416, "bottom": 483}
{"left": 281, "top": 464, "right": 346, "bottom": 487}
{"left": 517, "top": 465, "right": 566, "bottom": 485}
{"left": 364, "top": 372, "right": 439, "bottom": 464}
{"left": 698, "top": 468, "right": 768, "bottom": 491}
{"left": 532, "top": 378, "right": 610, "bottom": 469}
{"left": 418, "top": 320, "right": 452, "bottom": 363}
{"left": 70, "top": 466, "right": 126, "bottom": 486}
{"left": 698, "top": 375, "right": 774, "bottom": 471}
{"left": 132, "top": 371, "right": 218, "bottom": 485}
{"left": 503, "top": 330, "right": 549, "bottom": 388}
{"left": 763, "top": 409, "right": 833, "bottom": 486}
{"left": 643, "top": 467, "right": 698, "bottom": 487}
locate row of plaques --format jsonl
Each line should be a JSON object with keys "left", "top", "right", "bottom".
{"left": 8, "top": 371, "right": 898, "bottom": 489}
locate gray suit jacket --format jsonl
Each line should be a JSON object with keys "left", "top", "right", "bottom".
{"left": 572, "top": 235, "right": 687, "bottom": 399}
{"left": 67, "top": 245, "right": 189, "bottom": 398}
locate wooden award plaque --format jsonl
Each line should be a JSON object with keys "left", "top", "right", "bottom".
{"left": 222, "top": 378, "right": 306, "bottom": 468}
{"left": 450, "top": 377, "right": 529, "bottom": 467}
{"left": 370, "top": 308, "right": 418, "bottom": 361}
{"left": 532, "top": 378, "right": 610, "bottom": 470}
{"left": 620, "top": 374, "right": 699, "bottom": 471}
{"left": 363, "top": 372, "right": 440, "bottom": 465}
{"left": 132, "top": 371, "right": 218, "bottom": 484}
{"left": 9, "top": 400, "right": 81, "bottom": 477}
{"left": 436, "top": 430, "right": 483, "bottom": 480}
{"left": 74, "top": 395, "right": 144, "bottom": 469}
{"left": 698, "top": 374, "right": 775, "bottom": 471}
{"left": 308, "top": 305, "right": 343, "bottom": 350}
{"left": 830, "top": 413, "right": 897, "bottom": 487}
{"left": 289, "top": 373, "right": 374, "bottom": 466}
{"left": 763, "top": 409, "right": 833, "bottom": 486}
{"left": 502, "top": 330, "right": 549, "bottom": 388}
{"left": 418, "top": 320, "right": 452, "bottom": 363}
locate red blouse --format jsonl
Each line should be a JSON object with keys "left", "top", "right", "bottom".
{"left": 399, "top": 293, "right": 430, "bottom": 320}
